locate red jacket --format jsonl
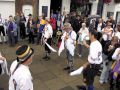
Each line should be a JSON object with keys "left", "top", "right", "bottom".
{"left": 50, "top": 18, "right": 56, "bottom": 30}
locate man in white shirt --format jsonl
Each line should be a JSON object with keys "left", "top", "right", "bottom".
{"left": 9, "top": 45, "right": 34, "bottom": 90}
{"left": 0, "top": 14, "right": 6, "bottom": 44}
{"left": 0, "top": 52, "right": 8, "bottom": 75}
{"left": 62, "top": 23, "right": 77, "bottom": 73}
{"left": 42, "top": 19, "right": 53, "bottom": 60}
{"left": 77, "top": 30, "right": 102, "bottom": 90}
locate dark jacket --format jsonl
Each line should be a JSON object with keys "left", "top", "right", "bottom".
{"left": 103, "top": 41, "right": 120, "bottom": 61}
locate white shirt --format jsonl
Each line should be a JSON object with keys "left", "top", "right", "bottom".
{"left": 62, "top": 30, "right": 77, "bottom": 56}
{"left": 44, "top": 24, "right": 53, "bottom": 39}
{"left": 102, "top": 27, "right": 113, "bottom": 41}
{"left": 78, "top": 27, "right": 89, "bottom": 44}
{"left": 97, "top": 23, "right": 102, "bottom": 32}
{"left": 88, "top": 40, "right": 102, "bottom": 64}
{"left": 112, "top": 48, "right": 120, "bottom": 61}
{"left": 9, "top": 60, "right": 33, "bottom": 90}
{"left": 114, "top": 32, "right": 120, "bottom": 40}
{"left": 0, "top": 18, "right": 4, "bottom": 26}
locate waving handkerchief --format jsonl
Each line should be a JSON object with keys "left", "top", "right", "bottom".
{"left": 70, "top": 66, "right": 84, "bottom": 76}
{"left": 58, "top": 39, "right": 65, "bottom": 56}
{"left": 44, "top": 41, "right": 57, "bottom": 52}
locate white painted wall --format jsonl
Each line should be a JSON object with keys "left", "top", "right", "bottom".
{"left": 102, "top": 0, "right": 120, "bottom": 21}
{"left": 102, "top": 0, "right": 115, "bottom": 20}
{"left": 39, "top": 0, "right": 51, "bottom": 18}
{"left": 0, "top": 1, "right": 15, "bottom": 20}
{"left": 61, "top": 0, "right": 71, "bottom": 14}
{"left": 91, "top": 0, "right": 99, "bottom": 15}
{"left": 0, "top": 0, "right": 14, "bottom": 1}
{"left": 22, "top": 5, "right": 33, "bottom": 18}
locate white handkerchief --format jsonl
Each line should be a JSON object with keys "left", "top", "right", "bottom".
{"left": 44, "top": 41, "right": 57, "bottom": 52}
{"left": 58, "top": 39, "right": 65, "bottom": 56}
{"left": 70, "top": 66, "right": 84, "bottom": 76}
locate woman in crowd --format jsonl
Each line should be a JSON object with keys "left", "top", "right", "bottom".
{"left": 27, "top": 14, "right": 35, "bottom": 44}
{"left": 36, "top": 16, "right": 46, "bottom": 45}
{"left": 100, "top": 36, "right": 119, "bottom": 84}
{"left": 110, "top": 44, "right": 120, "bottom": 90}
{"left": 77, "top": 23, "right": 89, "bottom": 57}
{"left": 114, "top": 24, "right": 120, "bottom": 40}
{"left": 102, "top": 21, "right": 113, "bottom": 41}
{"left": 7, "top": 15, "right": 16, "bottom": 47}
{"left": 19, "top": 12, "right": 26, "bottom": 39}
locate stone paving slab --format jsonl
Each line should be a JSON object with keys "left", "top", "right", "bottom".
{"left": 0, "top": 43, "right": 110, "bottom": 90}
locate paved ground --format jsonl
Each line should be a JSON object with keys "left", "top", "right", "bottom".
{"left": 0, "top": 40, "right": 109, "bottom": 90}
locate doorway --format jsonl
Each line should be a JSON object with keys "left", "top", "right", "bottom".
{"left": 50, "top": 0, "right": 62, "bottom": 14}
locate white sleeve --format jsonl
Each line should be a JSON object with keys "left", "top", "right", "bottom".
{"left": 48, "top": 25, "right": 53, "bottom": 37}
{"left": 71, "top": 31, "right": 77, "bottom": 40}
{"left": 0, "top": 60, "right": 3, "bottom": 64}
{"left": 0, "top": 52, "right": 1, "bottom": 57}
{"left": 19, "top": 77, "right": 33, "bottom": 90}
{"left": 86, "top": 28, "right": 89, "bottom": 35}
{"left": 79, "top": 29, "right": 82, "bottom": 33}
{"left": 112, "top": 48, "right": 120, "bottom": 60}
{"left": 61, "top": 32, "right": 66, "bottom": 39}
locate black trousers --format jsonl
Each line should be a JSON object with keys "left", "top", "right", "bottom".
{"left": 20, "top": 23, "right": 26, "bottom": 39}
{"left": 45, "top": 38, "right": 52, "bottom": 54}
{"left": 110, "top": 72, "right": 120, "bottom": 90}
{"left": 28, "top": 31, "right": 34, "bottom": 44}
{"left": 0, "top": 26, "right": 5, "bottom": 36}
{"left": 83, "top": 64, "right": 100, "bottom": 85}
{"left": 0, "top": 65, "right": 2, "bottom": 75}
{"left": 36, "top": 33, "right": 42, "bottom": 44}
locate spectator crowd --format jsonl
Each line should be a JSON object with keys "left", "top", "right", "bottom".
{"left": 0, "top": 10, "right": 120, "bottom": 90}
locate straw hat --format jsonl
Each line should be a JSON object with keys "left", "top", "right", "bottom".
{"left": 63, "top": 23, "right": 72, "bottom": 30}
{"left": 16, "top": 45, "right": 34, "bottom": 62}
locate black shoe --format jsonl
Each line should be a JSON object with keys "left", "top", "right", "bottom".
{"left": 42, "top": 56, "right": 48, "bottom": 59}
{"left": 63, "top": 67, "right": 70, "bottom": 70}
{"left": 4, "top": 41, "right": 7, "bottom": 44}
{"left": 47, "top": 56, "right": 51, "bottom": 60}
{"left": 36, "top": 43, "right": 39, "bottom": 45}
{"left": 68, "top": 69, "right": 75, "bottom": 73}
{"left": 76, "top": 85, "right": 86, "bottom": 90}
{"left": 0, "top": 42, "right": 3, "bottom": 44}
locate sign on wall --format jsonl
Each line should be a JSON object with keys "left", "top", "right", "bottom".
{"left": 42, "top": 6, "right": 48, "bottom": 17}
{"left": 107, "top": 12, "right": 114, "bottom": 17}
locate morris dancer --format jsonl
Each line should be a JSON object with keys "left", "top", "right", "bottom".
{"left": 42, "top": 19, "right": 53, "bottom": 60}
{"left": 9, "top": 45, "right": 34, "bottom": 90}
{"left": 61, "top": 23, "right": 77, "bottom": 73}
{"left": 0, "top": 14, "right": 7, "bottom": 44}
{"left": 0, "top": 52, "right": 8, "bottom": 75}
{"left": 72, "top": 30, "right": 102, "bottom": 90}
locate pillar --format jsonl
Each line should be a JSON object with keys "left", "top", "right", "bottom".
{"left": 91, "top": 0, "right": 99, "bottom": 15}
{"left": 61, "top": 0, "right": 71, "bottom": 14}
